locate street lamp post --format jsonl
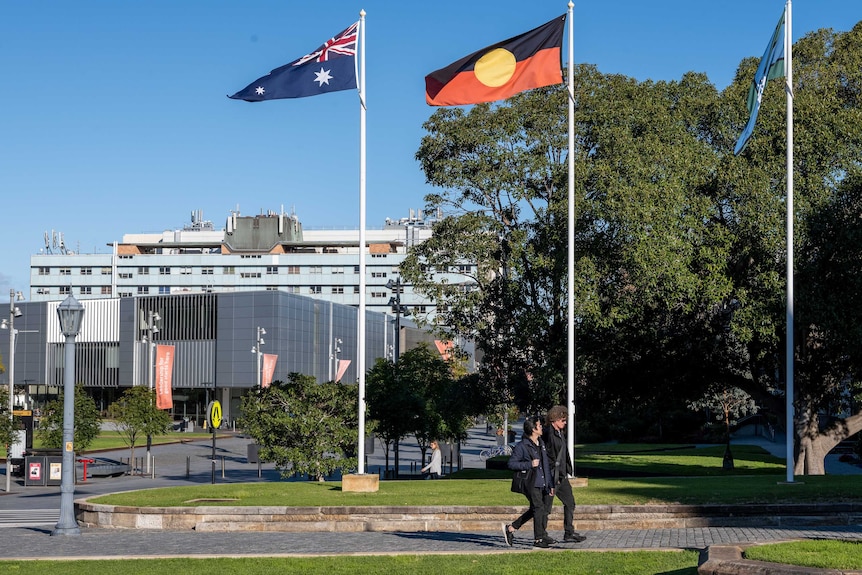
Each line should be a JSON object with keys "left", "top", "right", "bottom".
{"left": 330, "top": 338, "right": 342, "bottom": 380}
{"left": 252, "top": 327, "right": 265, "bottom": 388}
{"left": 52, "top": 294, "right": 84, "bottom": 536}
{"left": 386, "top": 278, "right": 408, "bottom": 364}
{"left": 2, "top": 289, "right": 24, "bottom": 493}
{"left": 143, "top": 310, "right": 161, "bottom": 474}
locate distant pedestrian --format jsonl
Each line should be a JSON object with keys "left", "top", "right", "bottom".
{"left": 543, "top": 405, "right": 586, "bottom": 543}
{"left": 503, "top": 415, "right": 555, "bottom": 548}
{"left": 421, "top": 440, "right": 442, "bottom": 479}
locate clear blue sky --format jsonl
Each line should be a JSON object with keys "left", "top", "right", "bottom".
{"left": 1, "top": 1, "right": 859, "bottom": 295}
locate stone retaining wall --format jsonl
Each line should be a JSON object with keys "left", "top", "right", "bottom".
{"left": 76, "top": 500, "right": 862, "bottom": 533}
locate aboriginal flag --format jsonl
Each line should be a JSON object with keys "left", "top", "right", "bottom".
{"left": 425, "top": 14, "right": 565, "bottom": 106}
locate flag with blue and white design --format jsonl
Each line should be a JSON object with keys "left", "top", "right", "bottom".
{"left": 734, "top": 9, "right": 786, "bottom": 155}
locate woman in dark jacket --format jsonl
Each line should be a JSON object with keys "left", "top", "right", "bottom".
{"left": 503, "top": 415, "right": 556, "bottom": 548}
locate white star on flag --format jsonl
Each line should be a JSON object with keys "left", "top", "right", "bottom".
{"left": 314, "top": 68, "right": 333, "bottom": 86}
{"left": 255, "top": 86, "right": 265, "bottom": 95}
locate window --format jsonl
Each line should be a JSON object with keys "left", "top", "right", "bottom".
{"left": 60, "top": 286, "right": 71, "bottom": 295}
{"left": 309, "top": 266, "right": 322, "bottom": 274}
{"left": 223, "top": 266, "right": 235, "bottom": 275}
{"left": 413, "top": 305, "right": 427, "bottom": 314}
{"left": 159, "top": 267, "right": 171, "bottom": 275}
{"left": 309, "top": 286, "right": 322, "bottom": 294}
{"left": 101, "top": 267, "right": 112, "bottom": 275}
{"left": 119, "top": 291, "right": 133, "bottom": 298}
{"left": 287, "top": 266, "right": 300, "bottom": 274}
{"left": 80, "top": 267, "right": 92, "bottom": 275}
{"left": 371, "top": 272, "right": 387, "bottom": 278}
{"left": 79, "top": 286, "right": 92, "bottom": 295}
{"left": 371, "top": 291, "right": 387, "bottom": 298}
{"left": 266, "top": 266, "right": 279, "bottom": 275}
{"left": 60, "top": 268, "right": 71, "bottom": 276}
{"left": 119, "top": 272, "right": 133, "bottom": 279}
{"left": 332, "top": 286, "right": 344, "bottom": 294}
{"left": 372, "top": 253, "right": 387, "bottom": 258}
{"left": 457, "top": 264, "right": 473, "bottom": 274}
{"left": 38, "top": 267, "right": 49, "bottom": 275}
{"left": 240, "top": 272, "right": 261, "bottom": 278}
{"left": 331, "top": 266, "right": 344, "bottom": 275}
{"left": 138, "top": 267, "right": 149, "bottom": 275}
{"left": 159, "top": 286, "right": 170, "bottom": 294}
{"left": 101, "top": 286, "right": 112, "bottom": 295}
{"left": 240, "top": 254, "right": 262, "bottom": 259}
{"left": 266, "top": 286, "right": 278, "bottom": 291}
{"left": 353, "top": 266, "right": 360, "bottom": 274}
{"left": 286, "top": 286, "right": 300, "bottom": 293}
{"left": 202, "top": 267, "right": 214, "bottom": 275}
{"left": 119, "top": 255, "right": 133, "bottom": 260}
{"left": 353, "top": 286, "right": 360, "bottom": 294}
{"left": 137, "top": 286, "right": 150, "bottom": 294}
{"left": 180, "top": 267, "right": 192, "bottom": 275}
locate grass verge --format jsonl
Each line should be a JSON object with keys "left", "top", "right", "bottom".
{"left": 744, "top": 540, "right": 862, "bottom": 570}
{"left": 90, "top": 474, "right": 862, "bottom": 507}
{"left": 0, "top": 550, "right": 701, "bottom": 574}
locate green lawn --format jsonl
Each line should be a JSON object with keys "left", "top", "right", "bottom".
{"left": 745, "top": 540, "right": 862, "bottom": 570}
{"left": 0, "top": 551, "right": 702, "bottom": 575}
{"left": 91, "top": 474, "right": 862, "bottom": 507}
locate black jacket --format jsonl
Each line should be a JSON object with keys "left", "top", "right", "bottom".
{"left": 507, "top": 436, "right": 551, "bottom": 490}
{"left": 542, "top": 425, "right": 573, "bottom": 485}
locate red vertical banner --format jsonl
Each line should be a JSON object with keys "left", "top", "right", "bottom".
{"left": 434, "top": 340, "right": 454, "bottom": 361}
{"left": 155, "top": 344, "right": 175, "bottom": 410}
{"left": 262, "top": 354, "right": 278, "bottom": 388}
{"left": 336, "top": 359, "right": 351, "bottom": 382}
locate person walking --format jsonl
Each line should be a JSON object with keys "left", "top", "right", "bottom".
{"left": 421, "top": 440, "right": 442, "bottom": 479}
{"left": 543, "top": 405, "right": 586, "bottom": 543}
{"left": 503, "top": 415, "right": 555, "bottom": 548}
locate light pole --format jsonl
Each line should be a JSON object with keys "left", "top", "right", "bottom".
{"left": 330, "top": 337, "right": 342, "bottom": 380}
{"left": 252, "top": 327, "right": 266, "bottom": 388}
{"left": 52, "top": 294, "right": 84, "bottom": 536}
{"left": 142, "top": 310, "right": 161, "bottom": 473}
{"left": 386, "top": 278, "right": 408, "bottom": 364}
{"left": 2, "top": 289, "right": 24, "bottom": 493}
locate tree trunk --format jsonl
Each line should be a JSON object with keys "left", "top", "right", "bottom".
{"left": 794, "top": 411, "right": 862, "bottom": 476}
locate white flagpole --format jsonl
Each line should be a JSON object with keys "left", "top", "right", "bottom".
{"left": 784, "top": 0, "right": 794, "bottom": 483}
{"left": 566, "top": 0, "right": 576, "bottom": 467}
{"left": 357, "top": 8, "right": 368, "bottom": 475}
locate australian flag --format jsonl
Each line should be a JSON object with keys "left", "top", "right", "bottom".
{"left": 230, "top": 22, "right": 358, "bottom": 101}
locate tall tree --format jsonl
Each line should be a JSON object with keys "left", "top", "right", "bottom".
{"left": 107, "top": 386, "right": 173, "bottom": 468}
{"left": 239, "top": 373, "right": 358, "bottom": 481}
{"left": 36, "top": 383, "right": 102, "bottom": 453}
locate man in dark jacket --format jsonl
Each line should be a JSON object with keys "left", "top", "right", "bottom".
{"left": 543, "top": 405, "right": 586, "bottom": 543}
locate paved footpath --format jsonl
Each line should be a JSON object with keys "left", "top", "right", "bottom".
{"left": 2, "top": 425, "right": 861, "bottom": 560}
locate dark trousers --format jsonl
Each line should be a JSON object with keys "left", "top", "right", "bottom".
{"left": 546, "top": 477, "right": 576, "bottom": 535}
{"left": 512, "top": 486, "right": 552, "bottom": 540}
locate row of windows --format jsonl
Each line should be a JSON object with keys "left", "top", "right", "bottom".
{"left": 41, "top": 264, "right": 474, "bottom": 277}
{"left": 38, "top": 286, "right": 420, "bottom": 298}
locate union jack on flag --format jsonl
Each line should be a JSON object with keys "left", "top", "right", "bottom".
{"left": 229, "top": 21, "right": 359, "bottom": 102}
{"left": 293, "top": 22, "right": 358, "bottom": 66}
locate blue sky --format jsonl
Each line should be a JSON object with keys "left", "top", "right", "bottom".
{"left": 1, "top": 1, "right": 859, "bottom": 295}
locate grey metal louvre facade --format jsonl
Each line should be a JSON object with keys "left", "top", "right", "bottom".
{"left": 3, "top": 291, "right": 391, "bottom": 421}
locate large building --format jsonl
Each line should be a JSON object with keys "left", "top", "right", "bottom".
{"left": 29, "top": 208, "right": 458, "bottom": 323}
{"left": 4, "top": 208, "right": 475, "bottom": 423}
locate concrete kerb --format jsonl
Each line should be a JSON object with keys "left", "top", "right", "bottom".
{"left": 699, "top": 544, "right": 862, "bottom": 575}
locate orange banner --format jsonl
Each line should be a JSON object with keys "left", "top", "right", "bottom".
{"left": 434, "top": 340, "right": 454, "bottom": 361}
{"left": 155, "top": 344, "right": 175, "bottom": 410}
{"left": 336, "top": 359, "right": 351, "bottom": 382}
{"left": 262, "top": 354, "right": 278, "bottom": 388}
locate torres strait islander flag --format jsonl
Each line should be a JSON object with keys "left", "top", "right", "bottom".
{"left": 425, "top": 14, "right": 565, "bottom": 106}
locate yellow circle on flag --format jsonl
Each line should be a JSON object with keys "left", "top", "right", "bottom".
{"left": 474, "top": 48, "right": 517, "bottom": 87}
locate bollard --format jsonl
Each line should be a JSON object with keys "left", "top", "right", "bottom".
{"left": 257, "top": 458, "right": 261, "bottom": 478}
{"left": 221, "top": 456, "right": 225, "bottom": 479}
{"left": 151, "top": 457, "right": 156, "bottom": 479}
{"left": 186, "top": 456, "right": 190, "bottom": 479}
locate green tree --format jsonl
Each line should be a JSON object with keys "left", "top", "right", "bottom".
{"left": 239, "top": 373, "right": 358, "bottom": 481}
{"left": 107, "top": 386, "right": 173, "bottom": 467}
{"left": 0, "top": 387, "right": 15, "bottom": 451}
{"left": 36, "top": 384, "right": 102, "bottom": 453}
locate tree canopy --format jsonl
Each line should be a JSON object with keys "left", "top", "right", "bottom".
{"left": 406, "top": 22, "right": 862, "bottom": 474}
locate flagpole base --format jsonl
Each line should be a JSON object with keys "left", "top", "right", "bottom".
{"left": 342, "top": 473, "right": 380, "bottom": 493}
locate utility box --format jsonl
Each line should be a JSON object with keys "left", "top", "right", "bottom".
{"left": 24, "top": 456, "right": 46, "bottom": 486}
{"left": 247, "top": 443, "right": 259, "bottom": 464}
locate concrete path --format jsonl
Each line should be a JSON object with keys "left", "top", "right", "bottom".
{"left": 1, "top": 423, "right": 860, "bottom": 562}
